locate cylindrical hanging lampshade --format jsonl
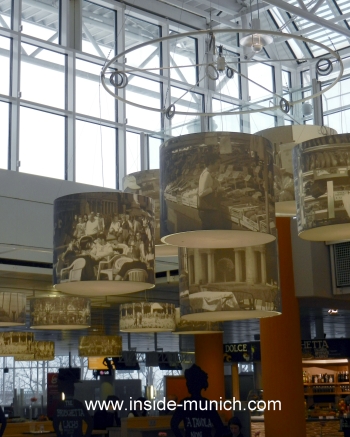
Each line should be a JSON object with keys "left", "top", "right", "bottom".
{"left": 257, "top": 126, "right": 337, "bottom": 217}
{"left": 173, "top": 308, "right": 223, "bottom": 334}
{"left": 123, "top": 170, "right": 178, "bottom": 257}
{"left": 293, "top": 133, "right": 350, "bottom": 241}
{"left": 160, "top": 132, "right": 276, "bottom": 248}
{"left": 178, "top": 242, "right": 281, "bottom": 322}
{"left": 0, "top": 332, "right": 34, "bottom": 356}
{"left": 0, "top": 292, "right": 26, "bottom": 326}
{"left": 119, "top": 302, "right": 176, "bottom": 332}
{"left": 78, "top": 335, "right": 122, "bottom": 357}
{"left": 53, "top": 191, "right": 155, "bottom": 295}
{"left": 14, "top": 341, "right": 55, "bottom": 361}
{"left": 30, "top": 296, "right": 91, "bottom": 330}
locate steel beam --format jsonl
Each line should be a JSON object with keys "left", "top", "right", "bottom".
{"left": 263, "top": 0, "right": 350, "bottom": 38}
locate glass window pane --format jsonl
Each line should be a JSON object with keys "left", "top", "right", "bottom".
{"left": 76, "top": 120, "right": 116, "bottom": 189}
{"left": 211, "top": 99, "right": 240, "bottom": 132}
{"left": 248, "top": 63, "right": 274, "bottom": 107}
{"left": 0, "top": 102, "right": 9, "bottom": 169}
{"left": 82, "top": 1, "right": 116, "bottom": 57}
{"left": 322, "top": 78, "right": 350, "bottom": 112}
{"left": 0, "top": 35, "right": 10, "bottom": 95}
{"left": 148, "top": 136, "right": 162, "bottom": 169}
{"left": 324, "top": 110, "right": 350, "bottom": 134}
{"left": 169, "top": 31, "right": 197, "bottom": 84}
{"left": 19, "top": 107, "right": 65, "bottom": 179}
{"left": 125, "top": 16, "right": 160, "bottom": 70}
{"left": 250, "top": 112, "right": 275, "bottom": 134}
{"left": 215, "top": 49, "right": 240, "bottom": 99}
{"left": 76, "top": 59, "right": 116, "bottom": 121}
{"left": 21, "top": 44, "right": 65, "bottom": 108}
{"left": 126, "top": 131, "right": 140, "bottom": 175}
{"left": 170, "top": 86, "right": 203, "bottom": 136}
{"left": 301, "top": 69, "right": 312, "bottom": 100}
{"left": 282, "top": 70, "right": 291, "bottom": 89}
{"left": 0, "top": 0, "right": 11, "bottom": 28}
{"left": 126, "top": 75, "right": 161, "bottom": 131}
{"left": 21, "top": 0, "right": 59, "bottom": 43}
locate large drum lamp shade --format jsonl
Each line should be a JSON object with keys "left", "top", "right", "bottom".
{"left": 178, "top": 242, "right": 281, "bottom": 322}
{"left": 257, "top": 125, "right": 337, "bottom": 216}
{"left": 123, "top": 170, "right": 177, "bottom": 257}
{"left": 119, "top": 302, "right": 176, "bottom": 332}
{"left": 293, "top": 133, "right": 350, "bottom": 241}
{"left": 0, "top": 292, "right": 26, "bottom": 326}
{"left": 173, "top": 308, "right": 223, "bottom": 334}
{"left": 30, "top": 296, "right": 91, "bottom": 329}
{"left": 160, "top": 132, "right": 276, "bottom": 248}
{"left": 53, "top": 191, "right": 155, "bottom": 295}
{"left": 78, "top": 335, "right": 122, "bottom": 357}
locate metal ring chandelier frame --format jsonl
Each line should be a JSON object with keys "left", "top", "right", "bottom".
{"left": 101, "top": 28, "right": 343, "bottom": 117}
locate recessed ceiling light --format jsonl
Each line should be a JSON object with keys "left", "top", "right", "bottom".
{"left": 328, "top": 309, "right": 338, "bottom": 315}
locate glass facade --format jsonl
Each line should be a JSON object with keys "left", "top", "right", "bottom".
{"left": 0, "top": 1, "right": 346, "bottom": 184}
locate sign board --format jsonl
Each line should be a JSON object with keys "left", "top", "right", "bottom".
{"left": 224, "top": 338, "right": 350, "bottom": 363}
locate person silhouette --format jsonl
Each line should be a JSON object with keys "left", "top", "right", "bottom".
{"left": 171, "top": 364, "right": 225, "bottom": 437}
{"left": 53, "top": 378, "right": 93, "bottom": 437}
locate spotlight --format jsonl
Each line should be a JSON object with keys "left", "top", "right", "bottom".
{"left": 328, "top": 309, "right": 338, "bottom": 315}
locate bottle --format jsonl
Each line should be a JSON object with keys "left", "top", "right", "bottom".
{"left": 329, "top": 374, "right": 334, "bottom": 383}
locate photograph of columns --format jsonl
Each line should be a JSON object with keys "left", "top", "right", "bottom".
{"left": 0, "top": 292, "right": 26, "bottom": 326}
{"left": 119, "top": 302, "right": 176, "bottom": 332}
{"left": 178, "top": 242, "right": 281, "bottom": 321}
{"left": 79, "top": 335, "right": 122, "bottom": 357}
{"left": 257, "top": 125, "right": 336, "bottom": 217}
{"left": 123, "top": 170, "right": 178, "bottom": 257}
{"left": 173, "top": 307, "right": 223, "bottom": 334}
{"left": 14, "top": 341, "right": 55, "bottom": 361}
{"left": 293, "top": 133, "right": 350, "bottom": 241}
{"left": 0, "top": 332, "right": 34, "bottom": 356}
{"left": 160, "top": 132, "right": 276, "bottom": 248}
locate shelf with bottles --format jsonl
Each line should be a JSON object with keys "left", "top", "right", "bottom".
{"left": 304, "top": 384, "right": 350, "bottom": 396}
{"left": 304, "top": 382, "right": 349, "bottom": 386}
{"left": 303, "top": 369, "right": 349, "bottom": 385}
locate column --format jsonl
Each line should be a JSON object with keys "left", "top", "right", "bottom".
{"left": 207, "top": 251, "right": 215, "bottom": 283}
{"left": 234, "top": 250, "right": 242, "bottom": 282}
{"left": 195, "top": 333, "right": 225, "bottom": 402}
{"left": 245, "top": 246, "right": 257, "bottom": 284}
{"left": 231, "top": 363, "right": 240, "bottom": 400}
{"left": 261, "top": 248, "right": 267, "bottom": 284}
{"left": 260, "top": 218, "right": 306, "bottom": 437}
{"left": 188, "top": 254, "right": 194, "bottom": 285}
{"left": 193, "top": 249, "right": 202, "bottom": 284}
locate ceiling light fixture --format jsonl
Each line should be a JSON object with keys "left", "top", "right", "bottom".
{"left": 160, "top": 132, "right": 276, "bottom": 248}
{"left": 122, "top": 170, "right": 178, "bottom": 257}
{"left": 328, "top": 309, "right": 338, "bottom": 315}
{"left": 293, "top": 134, "right": 350, "bottom": 241}
{"left": 240, "top": 19, "right": 273, "bottom": 54}
{"left": 30, "top": 296, "right": 91, "bottom": 330}
{"left": 178, "top": 242, "right": 281, "bottom": 322}
{"left": 0, "top": 292, "right": 26, "bottom": 326}
{"left": 53, "top": 191, "right": 155, "bottom": 295}
{"left": 119, "top": 302, "right": 176, "bottom": 332}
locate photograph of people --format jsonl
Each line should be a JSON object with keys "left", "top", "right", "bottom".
{"left": 54, "top": 192, "right": 155, "bottom": 285}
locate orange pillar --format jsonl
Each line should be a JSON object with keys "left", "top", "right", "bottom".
{"left": 260, "top": 217, "right": 306, "bottom": 436}
{"left": 195, "top": 333, "right": 225, "bottom": 402}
